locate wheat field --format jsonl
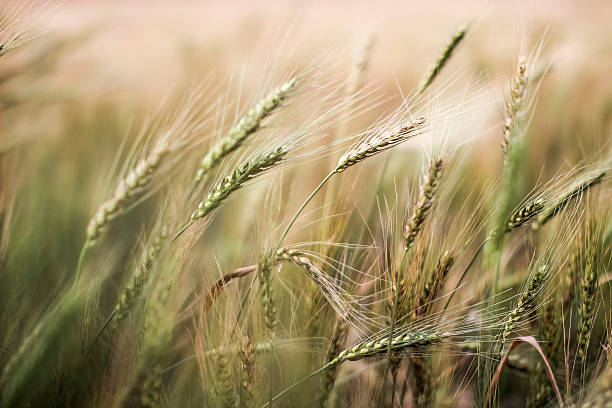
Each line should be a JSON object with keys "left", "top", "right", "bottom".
{"left": 0, "top": 2, "right": 611, "bottom": 407}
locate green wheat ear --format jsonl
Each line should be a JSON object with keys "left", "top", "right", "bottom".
{"left": 190, "top": 77, "right": 297, "bottom": 191}
{"left": 258, "top": 251, "right": 277, "bottom": 334}
{"left": 502, "top": 265, "right": 549, "bottom": 342}
{"left": 534, "top": 170, "right": 607, "bottom": 229}
{"left": 418, "top": 24, "right": 468, "bottom": 94}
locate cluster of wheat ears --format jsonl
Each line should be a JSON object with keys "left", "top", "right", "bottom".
{"left": 0, "top": 3, "right": 611, "bottom": 408}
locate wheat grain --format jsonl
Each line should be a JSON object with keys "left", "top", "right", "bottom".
{"left": 504, "top": 198, "right": 545, "bottom": 232}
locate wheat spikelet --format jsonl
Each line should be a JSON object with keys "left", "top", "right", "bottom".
{"left": 191, "top": 77, "right": 297, "bottom": 188}
{"left": 577, "top": 247, "right": 596, "bottom": 363}
{"left": 405, "top": 158, "right": 444, "bottom": 250}
{"left": 534, "top": 170, "right": 607, "bottom": 229}
{"left": 418, "top": 24, "right": 468, "bottom": 94}
{"left": 257, "top": 252, "right": 277, "bottom": 334}
{"left": 238, "top": 335, "right": 256, "bottom": 408}
{"left": 335, "top": 117, "right": 426, "bottom": 173}
{"left": 190, "top": 145, "right": 288, "bottom": 224}
{"left": 502, "top": 265, "right": 549, "bottom": 342}
{"left": 212, "top": 352, "right": 236, "bottom": 408}
{"left": 86, "top": 148, "right": 168, "bottom": 245}
{"left": 504, "top": 198, "right": 545, "bottom": 232}
{"left": 329, "top": 329, "right": 444, "bottom": 367}
{"left": 501, "top": 57, "right": 527, "bottom": 158}
{"left": 112, "top": 227, "right": 167, "bottom": 328}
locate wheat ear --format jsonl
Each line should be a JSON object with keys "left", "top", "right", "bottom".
{"left": 257, "top": 252, "right": 277, "bottom": 334}
{"left": 501, "top": 57, "right": 527, "bottom": 158}
{"left": 382, "top": 157, "right": 443, "bottom": 401}
{"left": 86, "top": 148, "right": 168, "bottom": 246}
{"left": 275, "top": 116, "right": 427, "bottom": 252}
{"left": 189, "top": 77, "right": 297, "bottom": 193}
{"left": 577, "top": 247, "right": 596, "bottom": 364}
{"left": 212, "top": 352, "right": 236, "bottom": 408}
{"left": 502, "top": 265, "right": 549, "bottom": 343}
{"left": 534, "top": 170, "right": 607, "bottom": 229}
{"left": 113, "top": 227, "right": 167, "bottom": 327}
{"left": 336, "top": 117, "right": 426, "bottom": 173}
{"left": 418, "top": 24, "right": 468, "bottom": 94}
{"left": 405, "top": 157, "right": 444, "bottom": 250}
{"left": 174, "top": 145, "right": 288, "bottom": 240}
{"left": 238, "top": 335, "right": 256, "bottom": 408}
